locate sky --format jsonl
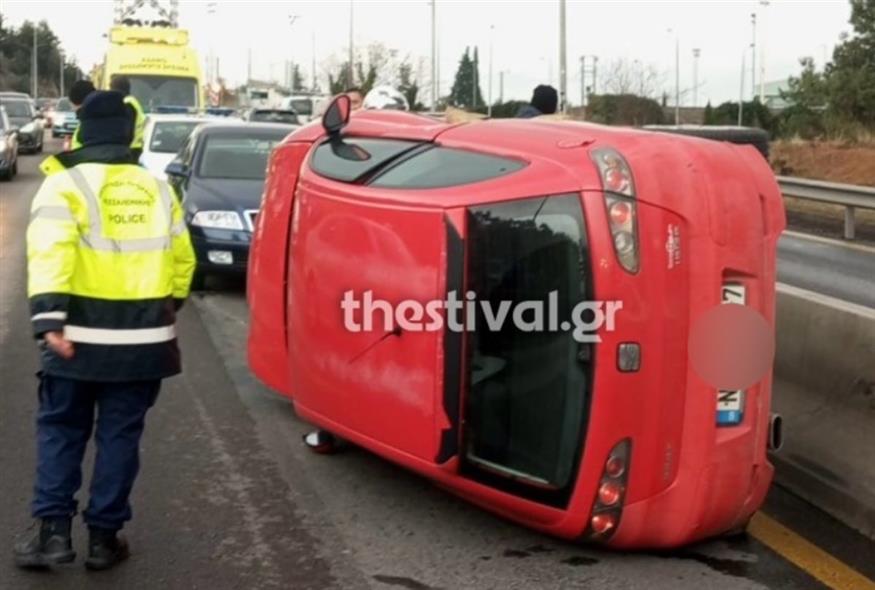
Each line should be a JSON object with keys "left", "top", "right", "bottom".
{"left": 1, "top": 0, "right": 854, "bottom": 106}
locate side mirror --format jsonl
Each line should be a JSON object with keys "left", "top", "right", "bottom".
{"left": 165, "top": 161, "right": 190, "bottom": 178}
{"left": 322, "top": 94, "right": 351, "bottom": 136}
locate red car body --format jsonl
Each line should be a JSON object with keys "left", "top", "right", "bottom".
{"left": 246, "top": 110, "right": 785, "bottom": 549}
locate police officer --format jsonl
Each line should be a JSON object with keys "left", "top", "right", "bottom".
{"left": 14, "top": 91, "right": 196, "bottom": 571}
{"left": 66, "top": 80, "right": 95, "bottom": 151}
{"left": 109, "top": 75, "right": 146, "bottom": 161}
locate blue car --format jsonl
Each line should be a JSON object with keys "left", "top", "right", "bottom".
{"left": 164, "top": 122, "right": 295, "bottom": 288}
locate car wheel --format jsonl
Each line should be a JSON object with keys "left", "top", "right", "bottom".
{"left": 12, "top": 160, "right": 17, "bottom": 176}
{"left": 36, "top": 139, "right": 43, "bottom": 153}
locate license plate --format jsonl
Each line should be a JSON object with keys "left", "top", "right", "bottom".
{"left": 717, "top": 389, "right": 745, "bottom": 425}
{"left": 717, "top": 282, "right": 746, "bottom": 426}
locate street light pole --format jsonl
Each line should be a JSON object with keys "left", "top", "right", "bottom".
{"left": 32, "top": 26, "right": 38, "bottom": 97}
{"left": 348, "top": 0, "right": 355, "bottom": 88}
{"left": 692, "top": 48, "right": 700, "bottom": 107}
{"left": 559, "top": 0, "right": 567, "bottom": 112}
{"left": 674, "top": 32, "right": 680, "bottom": 125}
{"left": 430, "top": 0, "right": 437, "bottom": 110}
{"left": 488, "top": 25, "right": 494, "bottom": 117}
{"left": 759, "top": 0, "right": 769, "bottom": 102}
{"left": 59, "top": 49, "right": 65, "bottom": 98}
{"left": 738, "top": 51, "right": 746, "bottom": 126}
{"left": 750, "top": 12, "right": 756, "bottom": 101}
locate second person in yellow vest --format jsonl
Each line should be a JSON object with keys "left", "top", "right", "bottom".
{"left": 109, "top": 75, "right": 146, "bottom": 161}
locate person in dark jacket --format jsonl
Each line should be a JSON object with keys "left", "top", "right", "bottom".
{"left": 68, "top": 80, "right": 95, "bottom": 110}
{"left": 516, "top": 85, "right": 559, "bottom": 118}
{"left": 14, "top": 91, "right": 195, "bottom": 572}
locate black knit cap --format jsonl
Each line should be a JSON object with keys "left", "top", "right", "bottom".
{"left": 531, "top": 85, "right": 558, "bottom": 115}
{"left": 77, "top": 91, "right": 133, "bottom": 147}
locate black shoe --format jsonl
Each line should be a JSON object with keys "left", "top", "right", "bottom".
{"left": 13, "top": 518, "right": 76, "bottom": 569}
{"left": 303, "top": 430, "right": 340, "bottom": 454}
{"left": 84, "top": 527, "right": 129, "bottom": 571}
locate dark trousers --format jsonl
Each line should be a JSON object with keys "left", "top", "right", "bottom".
{"left": 31, "top": 374, "right": 160, "bottom": 531}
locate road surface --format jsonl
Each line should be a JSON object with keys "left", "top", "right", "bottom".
{"left": 778, "top": 233, "right": 875, "bottom": 308}
{"left": 0, "top": 138, "right": 873, "bottom": 589}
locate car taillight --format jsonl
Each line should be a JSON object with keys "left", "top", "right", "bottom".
{"left": 586, "top": 438, "right": 632, "bottom": 542}
{"left": 590, "top": 147, "right": 639, "bottom": 273}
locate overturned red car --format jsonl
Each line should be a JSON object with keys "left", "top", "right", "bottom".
{"left": 247, "top": 96, "right": 785, "bottom": 549}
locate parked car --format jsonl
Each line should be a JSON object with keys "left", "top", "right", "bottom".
{"left": 165, "top": 122, "right": 294, "bottom": 288}
{"left": 0, "top": 92, "right": 44, "bottom": 153}
{"left": 243, "top": 108, "right": 300, "bottom": 125}
{"left": 246, "top": 98, "right": 786, "bottom": 549}
{"left": 280, "top": 94, "right": 329, "bottom": 123}
{"left": 0, "top": 107, "right": 19, "bottom": 180}
{"left": 51, "top": 98, "right": 78, "bottom": 138}
{"left": 141, "top": 114, "right": 207, "bottom": 179}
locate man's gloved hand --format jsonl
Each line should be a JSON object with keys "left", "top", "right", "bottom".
{"left": 44, "top": 331, "right": 75, "bottom": 360}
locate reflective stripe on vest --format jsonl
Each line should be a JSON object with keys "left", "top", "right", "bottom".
{"left": 30, "top": 206, "right": 75, "bottom": 223}
{"left": 64, "top": 324, "right": 176, "bottom": 345}
{"left": 31, "top": 311, "right": 68, "bottom": 322}
{"left": 65, "top": 167, "right": 173, "bottom": 253}
{"left": 124, "top": 96, "right": 146, "bottom": 149}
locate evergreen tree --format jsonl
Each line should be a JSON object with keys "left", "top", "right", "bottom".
{"left": 448, "top": 47, "right": 484, "bottom": 109}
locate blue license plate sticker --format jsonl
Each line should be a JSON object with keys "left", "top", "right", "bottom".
{"left": 717, "top": 389, "right": 745, "bottom": 426}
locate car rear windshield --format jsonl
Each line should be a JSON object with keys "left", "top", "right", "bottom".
{"left": 310, "top": 138, "right": 423, "bottom": 183}
{"left": 462, "top": 194, "right": 592, "bottom": 501}
{"left": 56, "top": 99, "right": 73, "bottom": 112}
{"left": 2, "top": 100, "right": 32, "bottom": 118}
{"left": 198, "top": 133, "right": 286, "bottom": 180}
{"left": 289, "top": 99, "right": 312, "bottom": 115}
{"left": 370, "top": 146, "right": 526, "bottom": 188}
{"left": 251, "top": 110, "right": 298, "bottom": 124}
{"left": 311, "top": 138, "right": 526, "bottom": 188}
{"left": 150, "top": 121, "right": 201, "bottom": 153}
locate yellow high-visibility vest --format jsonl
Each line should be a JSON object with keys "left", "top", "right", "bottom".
{"left": 27, "top": 162, "right": 196, "bottom": 380}
{"left": 124, "top": 95, "right": 146, "bottom": 149}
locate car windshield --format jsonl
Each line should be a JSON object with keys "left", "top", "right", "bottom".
{"left": 290, "top": 99, "right": 312, "bottom": 115}
{"left": 250, "top": 110, "right": 297, "bottom": 124}
{"left": 149, "top": 121, "right": 201, "bottom": 153}
{"left": 2, "top": 101, "right": 32, "bottom": 118}
{"left": 198, "top": 133, "right": 287, "bottom": 180}
{"left": 128, "top": 75, "right": 198, "bottom": 111}
{"left": 56, "top": 98, "right": 73, "bottom": 112}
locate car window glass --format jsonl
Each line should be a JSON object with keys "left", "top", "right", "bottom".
{"left": 464, "top": 194, "right": 591, "bottom": 496}
{"left": 310, "top": 138, "right": 423, "bottom": 183}
{"left": 370, "top": 147, "right": 526, "bottom": 189}
{"left": 198, "top": 134, "right": 285, "bottom": 180}
{"left": 56, "top": 99, "right": 73, "bottom": 112}
{"left": 150, "top": 121, "right": 200, "bottom": 153}
{"left": 3, "top": 101, "right": 32, "bottom": 118}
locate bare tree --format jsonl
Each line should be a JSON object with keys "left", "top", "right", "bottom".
{"left": 601, "top": 58, "right": 664, "bottom": 98}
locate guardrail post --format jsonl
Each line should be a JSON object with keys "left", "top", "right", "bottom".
{"left": 844, "top": 206, "right": 856, "bottom": 240}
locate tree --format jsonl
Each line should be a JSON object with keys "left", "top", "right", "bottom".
{"left": 398, "top": 62, "right": 420, "bottom": 111}
{"left": 448, "top": 47, "right": 483, "bottom": 109}
{"left": 703, "top": 101, "right": 714, "bottom": 125}
{"left": 781, "top": 0, "right": 875, "bottom": 137}
{"left": 292, "top": 64, "right": 306, "bottom": 92}
{"left": 601, "top": 58, "right": 663, "bottom": 98}
{"left": 588, "top": 94, "right": 665, "bottom": 125}
{"left": 0, "top": 18, "right": 83, "bottom": 96}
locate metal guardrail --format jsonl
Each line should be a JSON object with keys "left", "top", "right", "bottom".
{"left": 778, "top": 176, "right": 875, "bottom": 240}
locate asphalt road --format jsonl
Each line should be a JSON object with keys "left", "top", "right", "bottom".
{"left": 1, "top": 138, "right": 873, "bottom": 589}
{"left": 777, "top": 233, "right": 875, "bottom": 309}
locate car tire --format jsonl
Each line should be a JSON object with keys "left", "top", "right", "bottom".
{"left": 12, "top": 160, "right": 17, "bottom": 176}
{"left": 643, "top": 126, "right": 770, "bottom": 159}
{"left": 36, "top": 139, "right": 43, "bottom": 153}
